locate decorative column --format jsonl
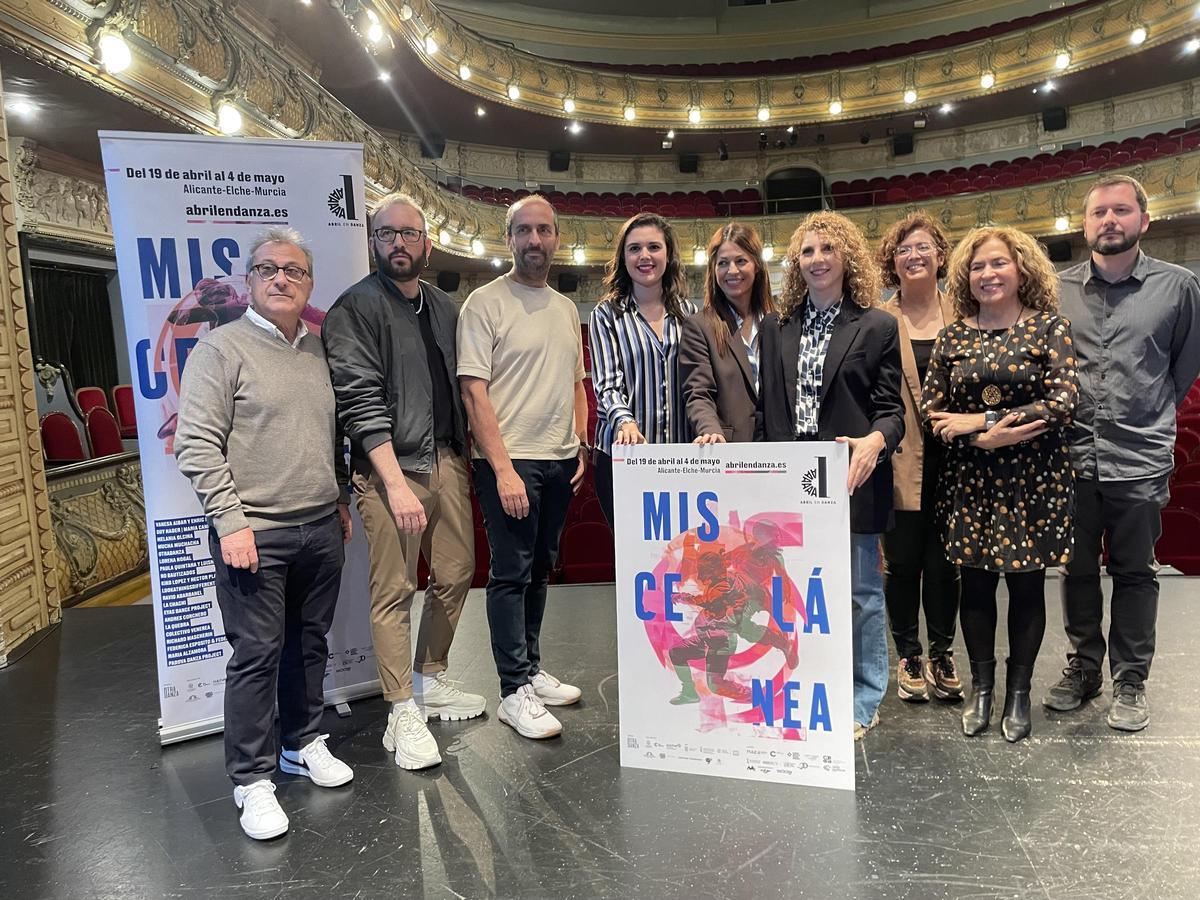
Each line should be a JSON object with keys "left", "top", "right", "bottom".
{"left": 0, "top": 64, "right": 62, "bottom": 665}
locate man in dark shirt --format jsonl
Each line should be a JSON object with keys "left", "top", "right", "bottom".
{"left": 1046, "top": 174, "right": 1200, "bottom": 731}
{"left": 323, "top": 194, "right": 485, "bottom": 770}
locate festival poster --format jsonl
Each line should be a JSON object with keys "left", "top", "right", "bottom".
{"left": 613, "top": 442, "right": 855, "bottom": 790}
{"left": 99, "top": 132, "right": 376, "bottom": 744}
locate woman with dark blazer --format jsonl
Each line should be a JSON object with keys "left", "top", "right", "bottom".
{"left": 679, "top": 222, "right": 775, "bottom": 444}
{"left": 759, "top": 211, "right": 905, "bottom": 740}
{"left": 876, "top": 213, "right": 963, "bottom": 705}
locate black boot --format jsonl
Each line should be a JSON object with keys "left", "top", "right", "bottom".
{"left": 962, "top": 658, "right": 995, "bottom": 737}
{"left": 1002, "top": 661, "right": 1034, "bottom": 743}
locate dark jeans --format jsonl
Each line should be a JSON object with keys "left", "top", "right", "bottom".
{"left": 210, "top": 513, "right": 344, "bottom": 786}
{"left": 1061, "top": 475, "right": 1169, "bottom": 683}
{"left": 593, "top": 448, "right": 615, "bottom": 528}
{"left": 959, "top": 566, "right": 1047, "bottom": 667}
{"left": 473, "top": 458, "right": 575, "bottom": 697}
{"left": 882, "top": 508, "right": 961, "bottom": 659}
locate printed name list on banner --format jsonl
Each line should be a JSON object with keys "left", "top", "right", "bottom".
{"left": 99, "top": 132, "right": 376, "bottom": 745}
{"left": 613, "top": 442, "right": 855, "bottom": 791}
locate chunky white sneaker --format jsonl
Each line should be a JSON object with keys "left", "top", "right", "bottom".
{"left": 497, "top": 684, "right": 562, "bottom": 739}
{"left": 530, "top": 670, "right": 582, "bottom": 706}
{"left": 233, "top": 780, "right": 288, "bottom": 840}
{"left": 382, "top": 705, "right": 442, "bottom": 770}
{"left": 279, "top": 734, "right": 354, "bottom": 787}
{"left": 414, "top": 673, "right": 487, "bottom": 722}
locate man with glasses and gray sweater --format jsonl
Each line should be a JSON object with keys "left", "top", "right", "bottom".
{"left": 175, "top": 227, "right": 354, "bottom": 841}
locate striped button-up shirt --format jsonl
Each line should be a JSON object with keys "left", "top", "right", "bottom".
{"left": 734, "top": 312, "right": 762, "bottom": 393}
{"left": 589, "top": 296, "right": 697, "bottom": 451}
{"left": 794, "top": 298, "right": 843, "bottom": 437}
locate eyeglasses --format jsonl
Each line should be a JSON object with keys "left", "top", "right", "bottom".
{"left": 249, "top": 263, "right": 310, "bottom": 283}
{"left": 373, "top": 226, "right": 425, "bottom": 245}
{"left": 893, "top": 243, "right": 935, "bottom": 258}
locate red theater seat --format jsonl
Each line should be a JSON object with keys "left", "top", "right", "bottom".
{"left": 86, "top": 407, "right": 125, "bottom": 457}
{"left": 111, "top": 384, "right": 137, "bottom": 439}
{"left": 1177, "top": 428, "right": 1200, "bottom": 461}
{"left": 76, "top": 386, "right": 109, "bottom": 418}
{"left": 1174, "top": 462, "right": 1200, "bottom": 485}
{"left": 559, "top": 522, "right": 615, "bottom": 583}
{"left": 1169, "top": 483, "right": 1200, "bottom": 517}
{"left": 1156, "top": 507, "right": 1200, "bottom": 575}
{"left": 41, "top": 412, "right": 87, "bottom": 463}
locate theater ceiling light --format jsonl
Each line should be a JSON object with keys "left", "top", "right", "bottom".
{"left": 217, "top": 102, "right": 242, "bottom": 135}
{"left": 424, "top": 35, "right": 439, "bottom": 55}
{"left": 624, "top": 106, "right": 637, "bottom": 120}
{"left": 758, "top": 107, "right": 771, "bottom": 121}
{"left": 1187, "top": 38, "right": 1200, "bottom": 53}
{"left": 1054, "top": 51, "right": 1071, "bottom": 69}
{"left": 903, "top": 89, "right": 917, "bottom": 104}
{"left": 399, "top": 3, "right": 413, "bottom": 19}
{"left": 475, "top": 105, "right": 486, "bottom": 116}
{"left": 379, "top": 70, "right": 392, "bottom": 82}
{"left": 507, "top": 84, "right": 520, "bottom": 100}
{"left": 573, "top": 247, "right": 587, "bottom": 264}
{"left": 458, "top": 64, "right": 471, "bottom": 80}
{"left": 1130, "top": 26, "right": 1148, "bottom": 45}
{"left": 940, "top": 103, "right": 954, "bottom": 113}
{"left": 666, "top": 130, "right": 676, "bottom": 140}
{"left": 439, "top": 228, "right": 451, "bottom": 245}
{"left": 563, "top": 97, "right": 576, "bottom": 113}
{"left": 365, "top": 11, "right": 385, "bottom": 45}
{"left": 689, "top": 108, "right": 702, "bottom": 124}
{"left": 1055, "top": 216, "right": 1070, "bottom": 232}
{"left": 980, "top": 71, "right": 996, "bottom": 89}
{"left": 6, "top": 97, "right": 35, "bottom": 116}
{"left": 828, "top": 100, "right": 843, "bottom": 115}
{"left": 693, "top": 248, "right": 706, "bottom": 266}
{"left": 98, "top": 32, "right": 132, "bottom": 73}
{"left": 471, "top": 238, "right": 485, "bottom": 256}
{"left": 762, "top": 246, "right": 775, "bottom": 262}
{"left": 568, "top": 121, "right": 583, "bottom": 134}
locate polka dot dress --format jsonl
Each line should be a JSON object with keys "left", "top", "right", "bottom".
{"left": 921, "top": 312, "right": 1078, "bottom": 572}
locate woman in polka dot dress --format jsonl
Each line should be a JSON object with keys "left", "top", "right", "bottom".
{"left": 921, "top": 226, "right": 1078, "bottom": 744}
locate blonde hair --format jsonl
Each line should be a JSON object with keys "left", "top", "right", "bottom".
{"left": 945, "top": 227, "right": 1060, "bottom": 319}
{"left": 779, "top": 211, "right": 881, "bottom": 321}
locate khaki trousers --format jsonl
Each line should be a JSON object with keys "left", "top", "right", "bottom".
{"left": 353, "top": 447, "right": 474, "bottom": 701}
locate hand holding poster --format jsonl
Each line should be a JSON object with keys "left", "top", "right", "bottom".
{"left": 614, "top": 442, "right": 855, "bottom": 790}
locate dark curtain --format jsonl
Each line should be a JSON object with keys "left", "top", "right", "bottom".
{"left": 28, "top": 264, "right": 119, "bottom": 395}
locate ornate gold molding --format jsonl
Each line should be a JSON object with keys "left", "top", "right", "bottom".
{"left": 13, "top": 140, "right": 113, "bottom": 249}
{"left": 386, "top": 0, "right": 1198, "bottom": 129}
{"left": 47, "top": 453, "right": 148, "bottom": 605}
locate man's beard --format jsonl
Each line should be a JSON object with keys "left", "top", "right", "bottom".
{"left": 514, "top": 247, "right": 551, "bottom": 281}
{"left": 1088, "top": 228, "right": 1139, "bottom": 256}
{"left": 377, "top": 246, "right": 425, "bottom": 280}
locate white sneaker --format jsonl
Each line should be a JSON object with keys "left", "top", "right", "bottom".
{"left": 279, "top": 734, "right": 354, "bottom": 787}
{"left": 382, "top": 705, "right": 442, "bottom": 770}
{"left": 497, "top": 684, "right": 562, "bottom": 739}
{"left": 530, "top": 670, "right": 582, "bottom": 706}
{"left": 232, "top": 780, "right": 288, "bottom": 840}
{"left": 414, "top": 673, "right": 487, "bottom": 722}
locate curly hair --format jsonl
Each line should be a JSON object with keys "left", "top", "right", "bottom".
{"left": 599, "top": 213, "right": 690, "bottom": 319}
{"left": 778, "top": 211, "right": 881, "bottom": 321}
{"left": 875, "top": 211, "right": 950, "bottom": 290}
{"left": 701, "top": 222, "right": 775, "bottom": 358}
{"left": 945, "top": 227, "right": 1060, "bottom": 319}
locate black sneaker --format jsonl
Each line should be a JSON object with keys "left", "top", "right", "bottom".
{"left": 1042, "top": 661, "right": 1102, "bottom": 711}
{"left": 1107, "top": 681, "right": 1149, "bottom": 732}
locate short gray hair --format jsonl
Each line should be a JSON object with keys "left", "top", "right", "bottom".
{"left": 505, "top": 194, "right": 559, "bottom": 236}
{"left": 371, "top": 192, "right": 427, "bottom": 231}
{"left": 246, "top": 226, "right": 313, "bottom": 276}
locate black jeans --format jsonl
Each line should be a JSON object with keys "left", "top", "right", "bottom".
{"left": 1061, "top": 475, "right": 1169, "bottom": 683}
{"left": 210, "top": 513, "right": 344, "bottom": 786}
{"left": 593, "top": 448, "right": 615, "bottom": 528}
{"left": 882, "top": 508, "right": 960, "bottom": 659}
{"left": 473, "top": 458, "right": 575, "bottom": 697}
{"left": 959, "top": 566, "right": 1047, "bottom": 667}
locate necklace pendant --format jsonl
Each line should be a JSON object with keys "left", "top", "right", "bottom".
{"left": 982, "top": 384, "right": 1002, "bottom": 407}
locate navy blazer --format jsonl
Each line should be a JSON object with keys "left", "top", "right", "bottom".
{"left": 758, "top": 301, "right": 905, "bottom": 534}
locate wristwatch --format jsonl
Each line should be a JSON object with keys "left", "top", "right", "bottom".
{"left": 983, "top": 409, "right": 1001, "bottom": 431}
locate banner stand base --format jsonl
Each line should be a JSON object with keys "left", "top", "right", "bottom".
{"left": 158, "top": 679, "right": 381, "bottom": 746}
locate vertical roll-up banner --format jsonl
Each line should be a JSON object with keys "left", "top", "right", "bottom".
{"left": 100, "top": 133, "right": 377, "bottom": 745}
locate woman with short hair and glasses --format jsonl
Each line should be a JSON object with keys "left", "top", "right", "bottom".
{"left": 875, "top": 213, "right": 963, "bottom": 707}
{"left": 589, "top": 213, "right": 696, "bottom": 525}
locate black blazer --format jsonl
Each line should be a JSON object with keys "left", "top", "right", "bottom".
{"left": 759, "top": 301, "right": 905, "bottom": 534}
{"left": 679, "top": 312, "right": 777, "bottom": 442}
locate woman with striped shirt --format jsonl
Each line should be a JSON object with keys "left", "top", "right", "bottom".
{"left": 589, "top": 212, "right": 697, "bottom": 525}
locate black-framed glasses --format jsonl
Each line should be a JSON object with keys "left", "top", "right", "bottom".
{"left": 249, "top": 263, "right": 310, "bottom": 283}
{"left": 373, "top": 226, "right": 425, "bottom": 245}
{"left": 894, "top": 243, "right": 935, "bottom": 258}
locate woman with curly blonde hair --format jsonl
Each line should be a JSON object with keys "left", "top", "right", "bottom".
{"left": 760, "top": 211, "right": 905, "bottom": 740}
{"left": 875, "top": 213, "right": 962, "bottom": 707}
{"left": 921, "top": 226, "right": 1078, "bottom": 743}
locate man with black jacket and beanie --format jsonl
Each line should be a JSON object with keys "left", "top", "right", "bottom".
{"left": 322, "top": 193, "right": 485, "bottom": 771}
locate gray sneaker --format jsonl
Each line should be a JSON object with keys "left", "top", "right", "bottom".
{"left": 1106, "top": 681, "right": 1149, "bottom": 732}
{"left": 1042, "top": 660, "right": 1102, "bottom": 711}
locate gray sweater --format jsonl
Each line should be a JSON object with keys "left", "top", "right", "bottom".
{"left": 175, "top": 314, "right": 345, "bottom": 537}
